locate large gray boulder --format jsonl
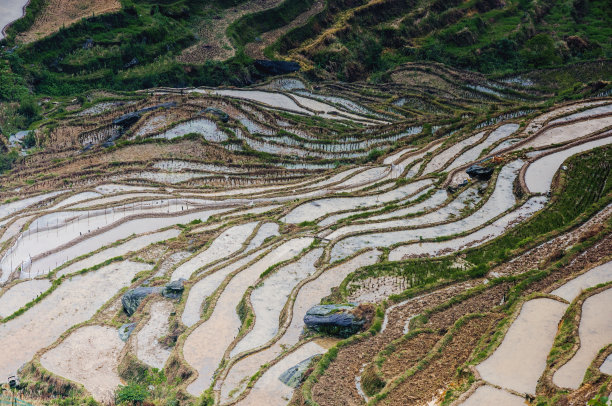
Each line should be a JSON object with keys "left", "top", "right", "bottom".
{"left": 279, "top": 355, "right": 317, "bottom": 388}
{"left": 304, "top": 304, "right": 365, "bottom": 338}
{"left": 121, "top": 287, "right": 161, "bottom": 316}
{"left": 202, "top": 107, "right": 229, "bottom": 123}
{"left": 162, "top": 279, "right": 185, "bottom": 299}
{"left": 122, "top": 279, "right": 184, "bottom": 316}
{"left": 112, "top": 102, "right": 178, "bottom": 129}
{"left": 466, "top": 164, "right": 494, "bottom": 180}
{"left": 118, "top": 323, "right": 137, "bottom": 341}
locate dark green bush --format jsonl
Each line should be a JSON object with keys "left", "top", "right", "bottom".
{"left": 366, "top": 149, "right": 384, "bottom": 162}
{"left": 520, "top": 34, "right": 561, "bottom": 67}
{"left": 116, "top": 383, "right": 148, "bottom": 404}
{"left": 17, "top": 98, "right": 41, "bottom": 122}
{"left": 22, "top": 131, "right": 37, "bottom": 148}
{"left": 0, "top": 151, "right": 19, "bottom": 173}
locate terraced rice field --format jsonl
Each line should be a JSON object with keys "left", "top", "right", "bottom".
{"left": 0, "top": 0, "right": 29, "bottom": 39}
{"left": 0, "top": 73, "right": 611, "bottom": 406}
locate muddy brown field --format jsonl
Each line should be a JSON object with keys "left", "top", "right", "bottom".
{"left": 17, "top": 0, "right": 121, "bottom": 43}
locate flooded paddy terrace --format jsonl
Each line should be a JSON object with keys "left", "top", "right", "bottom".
{"left": 0, "top": 79, "right": 610, "bottom": 406}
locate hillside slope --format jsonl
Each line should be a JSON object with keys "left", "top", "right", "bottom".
{"left": 0, "top": 0, "right": 610, "bottom": 94}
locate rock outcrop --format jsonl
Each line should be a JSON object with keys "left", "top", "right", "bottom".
{"left": 304, "top": 304, "right": 365, "bottom": 338}
{"left": 122, "top": 280, "right": 185, "bottom": 316}
{"left": 466, "top": 164, "right": 494, "bottom": 180}
{"left": 162, "top": 279, "right": 185, "bottom": 299}
{"left": 202, "top": 107, "right": 229, "bottom": 123}
{"left": 121, "top": 287, "right": 161, "bottom": 316}
{"left": 279, "top": 355, "right": 317, "bottom": 388}
{"left": 118, "top": 323, "right": 137, "bottom": 341}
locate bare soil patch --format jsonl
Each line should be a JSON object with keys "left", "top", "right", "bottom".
{"left": 309, "top": 281, "right": 482, "bottom": 405}
{"left": 531, "top": 234, "right": 612, "bottom": 297}
{"left": 40, "top": 325, "right": 124, "bottom": 403}
{"left": 424, "top": 283, "right": 509, "bottom": 330}
{"left": 379, "top": 332, "right": 439, "bottom": 380}
{"left": 17, "top": 0, "right": 121, "bottom": 44}
{"left": 309, "top": 230, "right": 612, "bottom": 406}
{"left": 489, "top": 206, "right": 612, "bottom": 279}
{"left": 380, "top": 315, "right": 500, "bottom": 406}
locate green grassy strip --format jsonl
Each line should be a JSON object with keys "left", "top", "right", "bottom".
{"left": 465, "top": 147, "right": 612, "bottom": 266}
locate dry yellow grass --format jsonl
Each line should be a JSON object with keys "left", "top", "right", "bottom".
{"left": 17, "top": 0, "right": 121, "bottom": 43}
